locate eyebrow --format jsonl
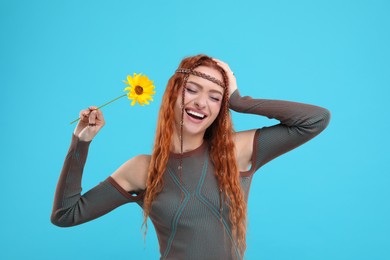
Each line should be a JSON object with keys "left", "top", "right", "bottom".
{"left": 187, "top": 81, "right": 223, "bottom": 96}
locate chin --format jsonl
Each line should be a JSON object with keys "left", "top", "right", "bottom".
{"left": 183, "top": 126, "right": 206, "bottom": 137}
{"left": 183, "top": 122, "right": 212, "bottom": 137}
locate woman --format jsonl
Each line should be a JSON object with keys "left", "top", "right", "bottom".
{"left": 51, "top": 54, "right": 331, "bottom": 259}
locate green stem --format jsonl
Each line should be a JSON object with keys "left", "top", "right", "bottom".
{"left": 70, "top": 93, "right": 128, "bottom": 124}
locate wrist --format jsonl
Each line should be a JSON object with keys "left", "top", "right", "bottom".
{"left": 229, "top": 86, "right": 238, "bottom": 98}
{"left": 72, "top": 133, "right": 93, "bottom": 144}
{"left": 228, "top": 89, "right": 241, "bottom": 110}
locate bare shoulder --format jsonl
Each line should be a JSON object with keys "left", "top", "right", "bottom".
{"left": 233, "top": 129, "right": 257, "bottom": 172}
{"left": 110, "top": 154, "right": 151, "bottom": 193}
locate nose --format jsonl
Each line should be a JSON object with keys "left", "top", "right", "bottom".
{"left": 194, "top": 95, "right": 206, "bottom": 109}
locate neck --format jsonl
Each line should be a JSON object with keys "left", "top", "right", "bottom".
{"left": 171, "top": 128, "right": 205, "bottom": 154}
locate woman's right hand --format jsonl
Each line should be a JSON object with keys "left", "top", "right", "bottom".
{"left": 73, "top": 106, "right": 105, "bottom": 142}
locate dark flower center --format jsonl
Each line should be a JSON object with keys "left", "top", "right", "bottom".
{"left": 135, "top": 86, "right": 144, "bottom": 95}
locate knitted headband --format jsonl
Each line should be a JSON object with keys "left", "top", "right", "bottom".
{"left": 175, "top": 68, "right": 226, "bottom": 88}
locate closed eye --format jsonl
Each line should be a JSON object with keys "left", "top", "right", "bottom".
{"left": 210, "top": 96, "right": 220, "bottom": 102}
{"left": 185, "top": 87, "right": 197, "bottom": 94}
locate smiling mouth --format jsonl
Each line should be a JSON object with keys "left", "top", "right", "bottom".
{"left": 185, "top": 109, "right": 207, "bottom": 120}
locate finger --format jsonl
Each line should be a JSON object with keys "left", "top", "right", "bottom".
{"left": 213, "top": 58, "right": 228, "bottom": 67}
{"left": 79, "top": 105, "right": 98, "bottom": 121}
{"left": 96, "top": 109, "right": 105, "bottom": 123}
{"left": 213, "top": 59, "right": 232, "bottom": 73}
{"left": 88, "top": 110, "right": 97, "bottom": 126}
{"left": 212, "top": 58, "right": 224, "bottom": 64}
{"left": 80, "top": 108, "right": 89, "bottom": 116}
{"left": 79, "top": 109, "right": 91, "bottom": 121}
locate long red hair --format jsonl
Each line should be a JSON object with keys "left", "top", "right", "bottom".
{"left": 143, "top": 54, "right": 247, "bottom": 256}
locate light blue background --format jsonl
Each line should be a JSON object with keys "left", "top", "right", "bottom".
{"left": 1, "top": 0, "right": 389, "bottom": 259}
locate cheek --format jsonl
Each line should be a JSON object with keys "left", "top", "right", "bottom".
{"left": 208, "top": 103, "right": 222, "bottom": 122}
{"left": 212, "top": 101, "right": 223, "bottom": 114}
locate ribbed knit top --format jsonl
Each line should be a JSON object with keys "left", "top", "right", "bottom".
{"left": 51, "top": 90, "right": 331, "bottom": 260}
{"left": 141, "top": 138, "right": 255, "bottom": 260}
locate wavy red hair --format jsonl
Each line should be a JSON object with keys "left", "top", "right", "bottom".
{"left": 143, "top": 54, "right": 247, "bottom": 257}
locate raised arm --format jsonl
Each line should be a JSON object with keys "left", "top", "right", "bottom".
{"left": 230, "top": 90, "right": 331, "bottom": 175}
{"left": 51, "top": 107, "right": 145, "bottom": 227}
{"left": 50, "top": 135, "right": 144, "bottom": 227}
{"left": 213, "top": 58, "right": 331, "bottom": 175}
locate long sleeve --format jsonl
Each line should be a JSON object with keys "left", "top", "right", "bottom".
{"left": 51, "top": 134, "right": 144, "bottom": 227}
{"left": 229, "top": 89, "right": 331, "bottom": 175}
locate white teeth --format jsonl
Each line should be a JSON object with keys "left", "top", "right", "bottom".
{"left": 187, "top": 110, "right": 206, "bottom": 119}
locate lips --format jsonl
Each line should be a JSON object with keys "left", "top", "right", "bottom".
{"left": 185, "top": 109, "right": 207, "bottom": 120}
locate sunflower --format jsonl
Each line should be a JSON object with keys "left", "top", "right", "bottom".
{"left": 69, "top": 72, "right": 156, "bottom": 124}
{"left": 123, "top": 73, "right": 156, "bottom": 106}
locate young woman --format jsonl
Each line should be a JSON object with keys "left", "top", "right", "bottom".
{"left": 51, "top": 54, "right": 331, "bottom": 259}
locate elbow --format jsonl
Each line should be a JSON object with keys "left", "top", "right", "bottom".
{"left": 311, "top": 108, "right": 331, "bottom": 135}
{"left": 319, "top": 108, "right": 331, "bottom": 130}
{"left": 50, "top": 211, "right": 74, "bottom": 228}
{"left": 50, "top": 215, "right": 67, "bottom": 228}
{"left": 302, "top": 108, "right": 331, "bottom": 136}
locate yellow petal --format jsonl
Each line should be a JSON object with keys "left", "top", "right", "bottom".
{"left": 143, "top": 86, "right": 155, "bottom": 91}
{"left": 122, "top": 73, "right": 156, "bottom": 106}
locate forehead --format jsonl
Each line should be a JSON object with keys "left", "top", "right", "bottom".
{"left": 187, "top": 66, "right": 224, "bottom": 91}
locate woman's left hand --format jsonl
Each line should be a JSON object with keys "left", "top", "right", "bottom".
{"left": 213, "top": 58, "right": 238, "bottom": 97}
